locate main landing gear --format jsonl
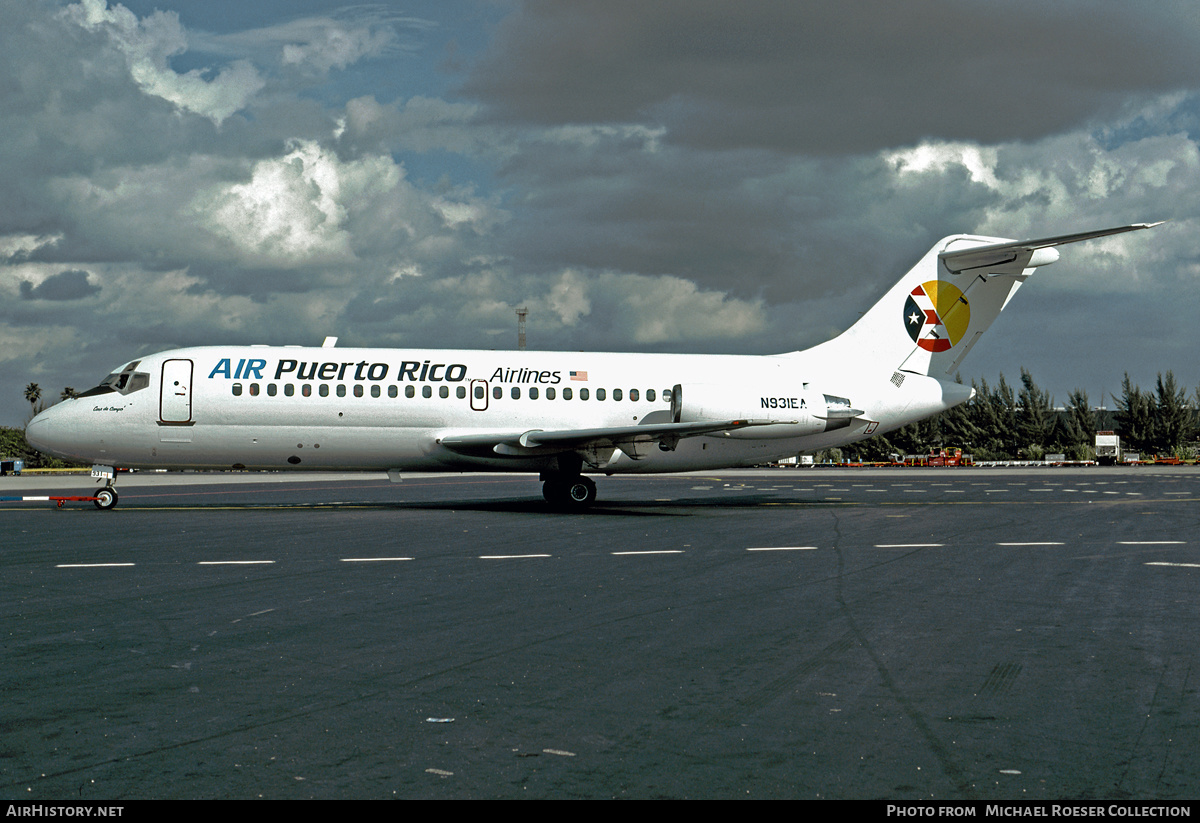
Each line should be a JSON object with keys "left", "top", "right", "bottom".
{"left": 541, "top": 473, "right": 597, "bottom": 510}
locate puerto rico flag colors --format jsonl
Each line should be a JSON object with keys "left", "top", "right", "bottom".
{"left": 903, "top": 280, "right": 971, "bottom": 352}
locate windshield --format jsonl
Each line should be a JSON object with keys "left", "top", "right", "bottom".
{"left": 76, "top": 360, "right": 150, "bottom": 398}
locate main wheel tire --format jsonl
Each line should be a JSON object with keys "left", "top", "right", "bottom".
{"left": 93, "top": 486, "right": 118, "bottom": 511}
{"left": 542, "top": 475, "right": 597, "bottom": 509}
{"left": 564, "top": 477, "right": 596, "bottom": 506}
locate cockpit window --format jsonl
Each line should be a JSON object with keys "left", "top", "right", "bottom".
{"left": 77, "top": 360, "right": 150, "bottom": 398}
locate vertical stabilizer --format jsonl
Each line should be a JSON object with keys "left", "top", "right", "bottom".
{"left": 814, "top": 223, "right": 1160, "bottom": 377}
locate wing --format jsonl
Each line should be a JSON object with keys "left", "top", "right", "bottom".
{"left": 439, "top": 419, "right": 787, "bottom": 462}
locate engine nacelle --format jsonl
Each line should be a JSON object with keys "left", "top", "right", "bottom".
{"left": 672, "top": 382, "right": 829, "bottom": 439}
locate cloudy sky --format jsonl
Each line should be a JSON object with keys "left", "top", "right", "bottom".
{"left": 3, "top": 0, "right": 1198, "bottom": 424}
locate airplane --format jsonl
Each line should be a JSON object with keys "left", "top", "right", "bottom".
{"left": 25, "top": 222, "right": 1161, "bottom": 510}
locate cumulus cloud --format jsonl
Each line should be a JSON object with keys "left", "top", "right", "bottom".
{"left": 19, "top": 269, "right": 100, "bottom": 301}
{"left": 548, "top": 269, "right": 590, "bottom": 326}
{"left": 0, "top": 234, "right": 62, "bottom": 263}
{"left": 588, "top": 271, "right": 766, "bottom": 344}
{"left": 198, "top": 140, "right": 394, "bottom": 264}
{"left": 62, "top": 0, "right": 264, "bottom": 124}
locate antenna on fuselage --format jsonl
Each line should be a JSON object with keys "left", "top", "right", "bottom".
{"left": 322, "top": 336, "right": 338, "bottom": 348}
{"left": 516, "top": 307, "right": 527, "bottom": 351}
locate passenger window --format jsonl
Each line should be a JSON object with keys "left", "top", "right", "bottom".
{"left": 547, "top": 387, "right": 556, "bottom": 400}
{"left": 580, "top": 388, "right": 589, "bottom": 400}
{"left": 232, "top": 383, "right": 242, "bottom": 396}
{"left": 563, "top": 387, "right": 573, "bottom": 400}
{"left": 371, "top": 385, "right": 380, "bottom": 398}
{"left": 285, "top": 384, "right": 294, "bottom": 397}
{"left": 663, "top": 389, "right": 673, "bottom": 402}
{"left": 388, "top": 385, "right": 398, "bottom": 398}
{"left": 597, "top": 388, "right": 606, "bottom": 401}
{"left": 320, "top": 384, "right": 329, "bottom": 397}
{"left": 474, "top": 385, "right": 484, "bottom": 399}
{"left": 511, "top": 387, "right": 521, "bottom": 399}
{"left": 422, "top": 386, "right": 432, "bottom": 398}
{"left": 267, "top": 383, "right": 277, "bottom": 396}
{"left": 613, "top": 388, "right": 623, "bottom": 401}
{"left": 492, "top": 386, "right": 502, "bottom": 400}
{"left": 630, "top": 389, "right": 639, "bottom": 402}
{"left": 530, "top": 387, "right": 539, "bottom": 399}
{"left": 249, "top": 383, "right": 260, "bottom": 396}
{"left": 353, "top": 384, "right": 363, "bottom": 397}
{"left": 440, "top": 386, "right": 449, "bottom": 398}
{"left": 647, "top": 389, "right": 656, "bottom": 402}
{"left": 337, "top": 384, "right": 347, "bottom": 397}
{"left": 302, "top": 384, "right": 311, "bottom": 397}
{"left": 406, "top": 385, "right": 415, "bottom": 398}
{"left": 457, "top": 386, "right": 466, "bottom": 399}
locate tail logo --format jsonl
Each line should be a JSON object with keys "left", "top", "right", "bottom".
{"left": 903, "top": 281, "right": 970, "bottom": 352}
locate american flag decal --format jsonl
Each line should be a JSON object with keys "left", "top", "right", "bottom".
{"left": 570, "top": 370, "right": 588, "bottom": 381}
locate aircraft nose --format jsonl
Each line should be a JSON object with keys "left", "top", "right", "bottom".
{"left": 25, "top": 403, "right": 76, "bottom": 460}
{"left": 25, "top": 411, "right": 52, "bottom": 451}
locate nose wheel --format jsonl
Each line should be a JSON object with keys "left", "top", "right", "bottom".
{"left": 93, "top": 486, "right": 118, "bottom": 510}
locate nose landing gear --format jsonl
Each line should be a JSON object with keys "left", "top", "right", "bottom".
{"left": 91, "top": 465, "right": 119, "bottom": 510}
{"left": 93, "top": 486, "right": 118, "bottom": 510}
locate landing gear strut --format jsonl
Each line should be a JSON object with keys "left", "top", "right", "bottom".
{"left": 541, "top": 473, "right": 597, "bottom": 509}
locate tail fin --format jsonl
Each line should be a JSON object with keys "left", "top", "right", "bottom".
{"left": 823, "top": 223, "right": 1161, "bottom": 377}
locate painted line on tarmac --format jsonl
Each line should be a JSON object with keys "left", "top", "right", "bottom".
{"left": 341, "top": 557, "right": 414, "bottom": 562}
{"left": 479, "top": 553, "right": 551, "bottom": 560}
{"left": 746, "top": 546, "right": 818, "bottom": 552}
{"left": 56, "top": 562, "right": 135, "bottom": 568}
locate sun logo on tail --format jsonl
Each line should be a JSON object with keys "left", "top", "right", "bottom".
{"left": 903, "top": 281, "right": 970, "bottom": 352}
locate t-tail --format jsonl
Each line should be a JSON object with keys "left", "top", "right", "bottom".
{"left": 818, "top": 222, "right": 1163, "bottom": 378}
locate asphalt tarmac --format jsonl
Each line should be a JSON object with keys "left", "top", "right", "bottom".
{"left": 2, "top": 466, "right": 1199, "bottom": 799}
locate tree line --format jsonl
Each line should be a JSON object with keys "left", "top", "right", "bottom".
{"left": 839, "top": 370, "right": 1198, "bottom": 463}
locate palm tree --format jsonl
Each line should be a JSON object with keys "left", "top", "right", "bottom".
{"left": 24, "top": 382, "right": 41, "bottom": 412}
{"left": 60, "top": 387, "right": 78, "bottom": 400}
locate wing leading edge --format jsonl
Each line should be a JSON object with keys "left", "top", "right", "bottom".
{"left": 439, "top": 418, "right": 789, "bottom": 461}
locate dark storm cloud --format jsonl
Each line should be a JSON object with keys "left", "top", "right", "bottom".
{"left": 19, "top": 269, "right": 100, "bottom": 301}
{"left": 460, "top": 0, "right": 1200, "bottom": 153}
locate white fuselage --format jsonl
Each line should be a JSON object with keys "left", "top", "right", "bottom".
{"left": 25, "top": 344, "right": 970, "bottom": 475}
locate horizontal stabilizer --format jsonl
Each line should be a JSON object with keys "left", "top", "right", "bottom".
{"left": 941, "top": 222, "right": 1164, "bottom": 274}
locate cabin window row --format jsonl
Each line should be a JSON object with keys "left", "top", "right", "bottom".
{"left": 230, "top": 383, "right": 674, "bottom": 403}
